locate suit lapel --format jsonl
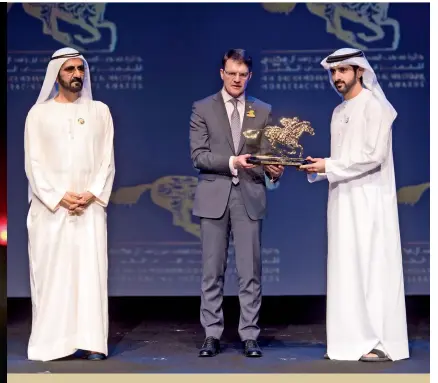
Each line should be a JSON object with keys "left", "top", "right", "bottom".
{"left": 237, "top": 96, "right": 256, "bottom": 155}
{"left": 213, "top": 92, "right": 235, "bottom": 154}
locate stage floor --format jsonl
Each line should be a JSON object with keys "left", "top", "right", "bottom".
{"left": 7, "top": 297, "right": 430, "bottom": 374}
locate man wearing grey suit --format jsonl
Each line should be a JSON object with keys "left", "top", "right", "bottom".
{"left": 190, "top": 49, "right": 284, "bottom": 358}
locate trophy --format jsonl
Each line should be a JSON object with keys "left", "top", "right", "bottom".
{"left": 243, "top": 116, "right": 315, "bottom": 167}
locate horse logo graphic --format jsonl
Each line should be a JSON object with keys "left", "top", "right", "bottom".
{"left": 396, "top": 182, "right": 430, "bottom": 206}
{"left": 110, "top": 175, "right": 428, "bottom": 239}
{"left": 262, "top": 3, "right": 400, "bottom": 51}
{"left": 110, "top": 176, "right": 200, "bottom": 238}
{"left": 18, "top": 3, "right": 117, "bottom": 52}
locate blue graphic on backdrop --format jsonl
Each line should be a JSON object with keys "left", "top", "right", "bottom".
{"left": 7, "top": 3, "right": 429, "bottom": 296}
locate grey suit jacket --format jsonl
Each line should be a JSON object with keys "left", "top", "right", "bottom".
{"left": 190, "top": 91, "right": 274, "bottom": 220}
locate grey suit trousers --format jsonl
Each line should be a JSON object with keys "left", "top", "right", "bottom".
{"left": 200, "top": 184, "right": 262, "bottom": 341}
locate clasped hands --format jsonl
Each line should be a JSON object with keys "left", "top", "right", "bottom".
{"left": 233, "top": 154, "right": 284, "bottom": 181}
{"left": 59, "top": 191, "right": 96, "bottom": 216}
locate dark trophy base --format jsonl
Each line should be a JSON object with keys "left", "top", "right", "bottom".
{"left": 247, "top": 155, "right": 309, "bottom": 167}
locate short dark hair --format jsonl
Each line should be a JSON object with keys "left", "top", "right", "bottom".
{"left": 351, "top": 65, "right": 364, "bottom": 84}
{"left": 222, "top": 49, "right": 252, "bottom": 72}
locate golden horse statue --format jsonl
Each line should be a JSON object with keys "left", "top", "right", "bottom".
{"left": 244, "top": 117, "right": 315, "bottom": 159}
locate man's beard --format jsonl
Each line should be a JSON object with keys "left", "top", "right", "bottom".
{"left": 334, "top": 77, "right": 357, "bottom": 95}
{"left": 58, "top": 76, "right": 83, "bottom": 93}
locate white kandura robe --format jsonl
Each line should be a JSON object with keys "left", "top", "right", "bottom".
{"left": 308, "top": 89, "right": 409, "bottom": 361}
{"left": 24, "top": 98, "right": 115, "bottom": 361}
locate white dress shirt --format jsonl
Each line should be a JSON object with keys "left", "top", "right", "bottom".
{"left": 221, "top": 88, "right": 244, "bottom": 176}
{"left": 220, "top": 88, "right": 281, "bottom": 190}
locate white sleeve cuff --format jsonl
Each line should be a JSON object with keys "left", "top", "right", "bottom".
{"left": 265, "top": 173, "right": 280, "bottom": 190}
{"left": 307, "top": 172, "right": 327, "bottom": 183}
{"left": 229, "top": 156, "right": 238, "bottom": 176}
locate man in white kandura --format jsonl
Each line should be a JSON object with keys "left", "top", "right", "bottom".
{"left": 24, "top": 47, "right": 115, "bottom": 361}
{"left": 301, "top": 48, "right": 409, "bottom": 362}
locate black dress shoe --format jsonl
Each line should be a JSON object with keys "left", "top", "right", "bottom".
{"left": 243, "top": 340, "right": 262, "bottom": 357}
{"left": 199, "top": 337, "right": 220, "bottom": 357}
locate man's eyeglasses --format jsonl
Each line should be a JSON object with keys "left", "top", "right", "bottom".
{"left": 224, "top": 70, "right": 249, "bottom": 79}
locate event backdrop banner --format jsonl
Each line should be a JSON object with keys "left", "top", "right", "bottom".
{"left": 7, "top": 3, "right": 429, "bottom": 296}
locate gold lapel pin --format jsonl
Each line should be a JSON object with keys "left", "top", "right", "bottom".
{"left": 246, "top": 109, "right": 255, "bottom": 118}
{"left": 78, "top": 118, "right": 85, "bottom": 125}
